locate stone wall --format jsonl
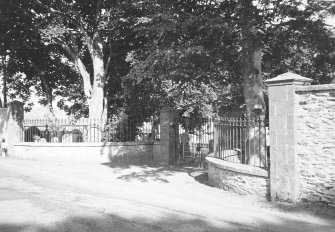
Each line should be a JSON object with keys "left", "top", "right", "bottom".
{"left": 0, "top": 108, "right": 7, "bottom": 153}
{"left": 206, "top": 157, "right": 269, "bottom": 199}
{"left": 296, "top": 85, "right": 335, "bottom": 207}
{"left": 266, "top": 72, "right": 335, "bottom": 205}
{"left": 14, "top": 141, "right": 155, "bottom": 165}
{"left": 265, "top": 73, "right": 312, "bottom": 202}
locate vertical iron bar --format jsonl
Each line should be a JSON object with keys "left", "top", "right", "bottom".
{"left": 253, "top": 118, "right": 256, "bottom": 166}
{"left": 233, "top": 117, "right": 236, "bottom": 159}
{"left": 226, "top": 117, "right": 228, "bottom": 159}
{"left": 258, "top": 117, "right": 261, "bottom": 167}
{"left": 247, "top": 118, "right": 250, "bottom": 164}
{"left": 223, "top": 117, "right": 225, "bottom": 159}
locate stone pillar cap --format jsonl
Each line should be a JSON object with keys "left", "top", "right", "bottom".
{"left": 265, "top": 72, "right": 313, "bottom": 86}
{"left": 6, "top": 99, "right": 24, "bottom": 105}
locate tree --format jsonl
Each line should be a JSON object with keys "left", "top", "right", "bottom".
{"left": 238, "top": 0, "right": 265, "bottom": 118}
{"left": 3, "top": 0, "right": 335, "bottom": 123}
{"left": 0, "top": 1, "right": 82, "bottom": 115}
{"left": 125, "top": 0, "right": 242, "bottom": 123}
{"left": 124, "top": 0, "right": 335, "bottom": 166}
{"left": 13, "top": 0, "right": 141, "bottom": 120}
{"left": 1, "top": 0, "right": 151, "bottom": 120}
{"left": 30, "top": 0, "right": 109, "bottom": 120}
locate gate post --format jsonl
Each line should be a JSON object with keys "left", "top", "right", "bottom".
{"left": 265, "top": 73, "right": 312, "bottom": 202}
{"left": 5, "top": 100, "right": 24, "bottom": 157}
{"left": 158, "top": 107, "right": 179, "bottom": 165}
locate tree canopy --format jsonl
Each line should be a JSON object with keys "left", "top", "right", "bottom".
{"left": 1, "top": 0, "right": 335, "bottom": 121}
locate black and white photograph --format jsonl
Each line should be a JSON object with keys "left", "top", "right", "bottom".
{"left": 0, "top": 0, "right": 334, "bottom": 231}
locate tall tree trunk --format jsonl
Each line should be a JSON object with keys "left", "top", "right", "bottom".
{"left": 40, "top": 75, "right": 55, "bottom": 118}
{"left": 239, "top": 0, "right": 266, "bottom": 167}
{"left": 75, "top": 57, "right": 92, "bottom": 97}
{"left": 3, "top": 66, "right": 7, "bottom": 107}
{"left": 89, "top": 32, "right": 106, "bottom": 121}
{"left": 239, "top": 1, "right": 265, "bottom": 118}
{"left": 1, "top": 56, "right": 7, "bottom": 106}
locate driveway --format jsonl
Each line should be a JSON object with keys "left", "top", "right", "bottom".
{"left": 0, "top": 157, "right": 334, "bottom": 232}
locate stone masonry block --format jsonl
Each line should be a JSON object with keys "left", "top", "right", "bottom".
{"left": 287, "top": 85, "right": 295, "bottom": 99}
{"left": 270, "top": 160, "right": 279, "bottom": 177}
{"left": 275, "top": 100, "right": 294, "bottom": 116}
{"left": 276, "top": 131, "right": 288, "bottom": 145}
{"left": 287, "top": 115, "right": 294, "bottom": 130}
{"left": 270, "top": 146, "right": 281, "bottom": 162}
{"left": 274, "top": 115, "right": 287, "bottom": 131}
{"left": 269, "top": 131, "right": 277, "bottom": 147}
{"left": 269, "top": 103, "right": 276, "bottom": 116}
{"left": 285, "top": 130, "right": 295, "bottom": 146}
{"left": 269, "top": 117, "right": 277, "bottom": 131}
{"left": 268, "top": 86, "right": 288, "bottom": 101}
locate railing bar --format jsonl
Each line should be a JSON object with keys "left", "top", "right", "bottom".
{"left": 225, "top": 117, "right": 228, "bottom": 157}
{"left": 239, "top": 118, "right": 243, "bottom": 163}
{"left": 223, "top": 118, "right": 225, "bottom": 159}
{"left": 265, "top": 121, "right": 268, "bottom": 168}
{"left": 247, "top": 119, "right": 250, "bottom": 164}
{"left": 258, "top": 118, "right": 261, "bottom": 167}
{"left": 224, "top": 118, "right": 226, "bottom": 158}
{"left": 228, "top": 118, "right": 231, "bottom": 153}
{"left": 220, "top": 119, "right": 222, "bottom": 159}
{"left": 252, "top": 119, "right": 257, "bottom": 166}
{"left": 234, "top": 118, "right": 236, "bottom": 150}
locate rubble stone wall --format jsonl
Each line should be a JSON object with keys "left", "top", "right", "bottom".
{"left": 207, "top": 157, "right": 269, "bottom": 199}
{"left": 296, "top": 85, "right": 335, "bottom": 207}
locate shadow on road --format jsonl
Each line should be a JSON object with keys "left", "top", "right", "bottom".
{"left": 0, "top": 214, "right": 247, "bottom": 232}
{"left": 101, "top": 162, "right": 198, "bottom": 183}
{"left": 1, "top": 209, "right": 334, "bottom": 232}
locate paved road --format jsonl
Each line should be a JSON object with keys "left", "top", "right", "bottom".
{"left": 0, "top": 158, "right": 334, "bottom": 232}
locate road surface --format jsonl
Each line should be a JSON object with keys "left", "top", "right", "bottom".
{"left": 0, "top": 158, "right": 334, "bottom": 232}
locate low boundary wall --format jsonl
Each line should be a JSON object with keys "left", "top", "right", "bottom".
{"left": 206, "top": 156, "right": 269, "bottom": 199}
{"left": 14, "top": 141, "right": 161, "bottom": 165}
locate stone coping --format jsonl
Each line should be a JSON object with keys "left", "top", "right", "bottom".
{"left": 14, "top": 141, "right": 155, "bottom": 147}
{"left": 206, "top": 156, "right": 268, "bottom": 178}
{"left": 295, "top": 84, "right": 335, "bottom": 93}
{"left": 265, "top": 72, "right": 313, "bottom": 86}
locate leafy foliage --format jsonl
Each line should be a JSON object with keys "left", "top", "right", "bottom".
{"left": 1, "top": 0, "right": 335, "bottom": 122}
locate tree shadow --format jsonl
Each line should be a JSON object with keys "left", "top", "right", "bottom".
{"left": 0, "top": 214, "right": 233, "bottom": 232}
{"left": 189, "top": 170, "right": 209, "bottom": 186}
{"left": 0, "top": 208, "right": 334, "bottom": 232}
{"left": 188, "top": 167, "right": 335, "bottom": 220}
{"left": 100, "top": 162, "right": 199, "bottom": 183}
{"left": 269, "top": 200, "right": 335, "bottom": 221}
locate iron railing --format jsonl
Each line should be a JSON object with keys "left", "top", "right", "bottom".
{"left": 179, "top": 117, "right": 214, "bottom": 160}
{"left": 21, "top": 117, "right": 159, "bottom": 143}
{"left": 21, "top": 116, "right": 268, "bottom": 167}
{"left": 214, "top": 117, "right": 268, "bottom": 168}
